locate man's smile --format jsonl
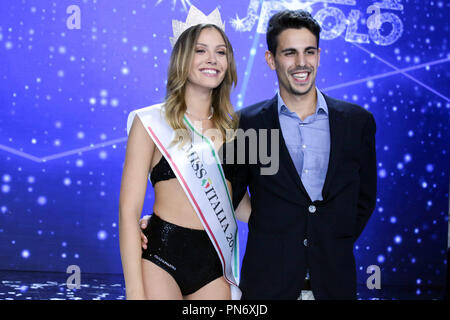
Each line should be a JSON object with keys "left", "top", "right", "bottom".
{"left": 290, "top": 70, "right": 312, "bottom": 83}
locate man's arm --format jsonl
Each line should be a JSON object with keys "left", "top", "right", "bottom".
{"left": 231, "top": 117, "right": 251, "bottom": 210}
{"left": 354, "top": 113, "right": 377, "bottom": 240}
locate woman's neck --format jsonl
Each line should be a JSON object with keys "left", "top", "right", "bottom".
{"left": 184, "top": 82, "right": 213, "bottom": 119}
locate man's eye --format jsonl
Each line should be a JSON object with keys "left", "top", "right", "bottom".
{"left": 306, "top": 51, "right": 315, "bottom": 55}
{"left": 285, "top": 52, "right": 294, "bottom": 56}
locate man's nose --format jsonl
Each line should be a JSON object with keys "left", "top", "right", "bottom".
{"left": 295, "top": 53, "right": 306, "bottom": 67}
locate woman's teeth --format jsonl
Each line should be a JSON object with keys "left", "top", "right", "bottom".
{"left": 201, "top": 69, "right": 218, "bottom": 75}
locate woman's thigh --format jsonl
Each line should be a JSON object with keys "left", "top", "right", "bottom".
{"left": 141, "top": 259, "right": 183, "bottom": 300}
{"left": 184, "top": 276, "right": 231, "bottom": 300}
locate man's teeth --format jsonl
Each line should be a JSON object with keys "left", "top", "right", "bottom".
{"left": 201, "top": 69, "right": 218, "bottom": 74}
{"left": 293, "top": 72, "right": 308, "bottom": 80}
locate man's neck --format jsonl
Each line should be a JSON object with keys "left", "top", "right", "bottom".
{"left": 280, "top": 86, "right": 317, "bottom": 121}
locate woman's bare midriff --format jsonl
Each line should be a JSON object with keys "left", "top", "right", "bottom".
{"left": 151, "top": 148, "right": 232, "bottom": 230}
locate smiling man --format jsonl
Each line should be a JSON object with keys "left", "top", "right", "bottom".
{"left": 232, "top": 10, "right": 378, "bottom": 300}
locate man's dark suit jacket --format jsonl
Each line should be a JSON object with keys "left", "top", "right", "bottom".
{"left": 231, "top": 93, "right": 377, "bottom": 300}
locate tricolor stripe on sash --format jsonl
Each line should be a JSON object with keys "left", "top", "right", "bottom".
{"left": 183, "top": 116, "right": 240, "bottom": 281}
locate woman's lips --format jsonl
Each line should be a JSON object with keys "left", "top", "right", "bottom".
{"left": 200, "top": 68, "right": 219, "bottom": 77}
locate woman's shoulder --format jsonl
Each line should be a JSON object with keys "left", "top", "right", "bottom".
{"left": 129, "top": 103, "right": 165, "bottom": 118}
{"left": 126, "top": 103, "right": 166, "bottom": 135}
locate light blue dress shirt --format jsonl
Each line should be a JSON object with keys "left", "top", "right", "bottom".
{"left": 277, "top": 88, "right": 330, "bottom": 201}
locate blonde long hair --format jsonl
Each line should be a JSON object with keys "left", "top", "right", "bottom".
{"left": 164, "top": 24, "right": 238, "bottom": 146}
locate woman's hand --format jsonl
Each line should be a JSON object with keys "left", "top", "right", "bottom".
{"left": 139, "top": 215, "right": 151, "bottom": 250}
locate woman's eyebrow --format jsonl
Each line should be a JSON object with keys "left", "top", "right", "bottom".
{"left": 196, "top": 42, "right": 227, "bottom": 48}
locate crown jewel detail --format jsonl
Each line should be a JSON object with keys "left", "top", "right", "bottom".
{"left": 170, "top": 5, "right": 225, "bottom": 47}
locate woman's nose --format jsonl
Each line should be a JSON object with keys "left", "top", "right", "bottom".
{"left": 206, "top": 52, "right": 217, "bottom": 64}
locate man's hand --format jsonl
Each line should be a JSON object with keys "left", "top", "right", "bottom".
{"left": 139, "top": 215, "right": 151, "bottom": 250}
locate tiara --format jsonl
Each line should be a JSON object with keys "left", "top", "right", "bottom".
{"left": 169, "top": 5, "right": 225, "bottom": 47}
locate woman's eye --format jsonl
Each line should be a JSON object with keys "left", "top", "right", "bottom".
{"left": 196, "top": 49, "right": 205, "bottom": 53}
{"left": 218, "top": 51, "right": 226, "bottom": 55}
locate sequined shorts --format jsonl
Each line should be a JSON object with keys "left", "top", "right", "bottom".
{"left": 141, "top": 213, "right": 223, "bottom": 296}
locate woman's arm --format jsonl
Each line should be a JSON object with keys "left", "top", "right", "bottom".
{"left": 119, "top": 116, "right": 154, "bottom": 300}
{"left": 235, "top": 190, "right": 251, "bottom": 223}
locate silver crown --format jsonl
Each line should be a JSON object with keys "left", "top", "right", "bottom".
{"left": 170, "top": 5, "right": 225, "bottom": 47}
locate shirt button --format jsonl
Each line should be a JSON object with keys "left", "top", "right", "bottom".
{"left": 308, "top": 205, "right": 316, "bottom": 213}
{"left": 303, "top": 239, "right": 308, "bottom": 247}
{"left": 302, "top": 144, "right": 307, "bottom": 149}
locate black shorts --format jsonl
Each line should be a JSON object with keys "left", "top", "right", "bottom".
{"left": 141, "top": 213, "right": 223, "bottom": 296}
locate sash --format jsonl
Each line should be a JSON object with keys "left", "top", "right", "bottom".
{"left": 127, "top": 103, "right": 241, "bottom": 300}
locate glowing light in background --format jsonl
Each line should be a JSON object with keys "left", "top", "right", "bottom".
{"left": 21, "top": 250, "right": 30, "bottom": 259}
{"left": 97, "top": 230, "right": 108, "bottom": 241}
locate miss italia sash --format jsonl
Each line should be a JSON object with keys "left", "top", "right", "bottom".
{"left": 127, "top": 103, "right": 241, "bottom": 300}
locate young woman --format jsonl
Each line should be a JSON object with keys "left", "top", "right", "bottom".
{"left": 119, "top": 23, "right": 244, "bottom": 300}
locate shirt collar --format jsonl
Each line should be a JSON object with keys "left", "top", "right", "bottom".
{"left": 277, "top": 87, "right": 328, "bottom": 116}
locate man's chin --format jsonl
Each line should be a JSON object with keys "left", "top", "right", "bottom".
{"left": 290, "top": 83, "right": 314, "bottom": 96}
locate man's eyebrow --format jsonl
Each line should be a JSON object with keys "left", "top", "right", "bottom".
{"left": 196, "top": 42, "right": 227, "bottom": 48}
{"left": 280, "top": 46, "right": 318, "bottom": 53}
{"left": 280, "top": 47, "right": 297, "bottom": 53}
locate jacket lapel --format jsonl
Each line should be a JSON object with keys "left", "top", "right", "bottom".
{"left": 258, "top": 93, "right": 346, "bottom": 202}
{"left": 321, "top": 94, "right": 345, "bottom": 201}
{"left": 260, "top": 95, "right": 310, "bottom": 199}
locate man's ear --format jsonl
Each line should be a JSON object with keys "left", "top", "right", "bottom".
{"left": 317, "top": 47, "right": 321, "bottom": 67}
{"left": 265, "top": 50, "right": 276, "bottom": 70}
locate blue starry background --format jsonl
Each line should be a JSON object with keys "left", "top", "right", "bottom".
{"left": 0, "top": 0, "right": 449, "bottom": 298}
